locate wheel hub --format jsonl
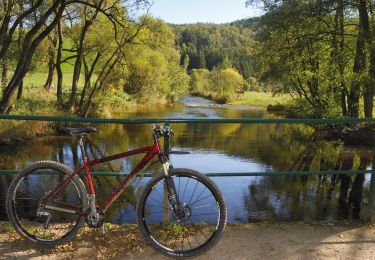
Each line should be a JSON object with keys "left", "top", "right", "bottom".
{"left": 173, "top": 203, "right": 192, "bottom": 222}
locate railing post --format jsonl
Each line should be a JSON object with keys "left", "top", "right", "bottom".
{"left": 369, "top": 132, "right": 375, "bottom": 222}
{"left": 163, "top": 122, "right": 170, "bottom": 158}
{"left": 163, "top": 122, "right": 170, "bottom": 223}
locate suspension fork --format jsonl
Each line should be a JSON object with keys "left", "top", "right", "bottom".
{"left": 165, "top": 175, "right": 181, "bottom": 212}
{"left": 160, "top": 156, "right": 181, "bottom": 214}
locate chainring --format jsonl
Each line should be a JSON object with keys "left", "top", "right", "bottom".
{"left": 85, "top": 207, "right": 105, "bottom": 228}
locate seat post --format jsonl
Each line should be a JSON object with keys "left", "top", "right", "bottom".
{"left": 78, "top": 135, "right": 87, "bottom": 161}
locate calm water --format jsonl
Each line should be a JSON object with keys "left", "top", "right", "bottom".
{"left": 0, "top": 96, "right": 374, "bottom": 223}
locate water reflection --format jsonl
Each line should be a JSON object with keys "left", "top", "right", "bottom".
{"left": 0, "top": 96, "right": 374, "bottom": 224}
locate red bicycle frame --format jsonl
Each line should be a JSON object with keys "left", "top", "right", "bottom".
{"left": 42, "top": 139, "right": 163, "bottom": 215}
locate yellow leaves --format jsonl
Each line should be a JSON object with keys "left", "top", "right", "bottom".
{"left": 0, "top": 223, "right": 147, "bottom": 258}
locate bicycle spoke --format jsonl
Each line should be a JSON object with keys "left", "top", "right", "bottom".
{"left": 148, "top": 195, "right": 168, "bottom": 208}
{"left": 188, "top": 180, "right": 199, "bottom": 205}
{"left": 140, "top": 173, "right": 224, "bottom": 255}
{"left": 181, "top": 177, "right": 190, "bottom": 201}
{"left": 177, "top": 176, "right": 181, "bottom": 200}
{"left": 190, "top": 186, "right": 207, "bottom": 206}
{"left": 10, "top": 165, "right": 84, "bottom": 243}
{"left": 191, "top": 212, "right": 218, "bottom": 217}
{"left": 191, "top": 194, "right": 213, "bottom": 206}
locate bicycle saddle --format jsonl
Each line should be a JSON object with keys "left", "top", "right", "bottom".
{"left": 62, "top": 127, "right": 97, "bottom": 136}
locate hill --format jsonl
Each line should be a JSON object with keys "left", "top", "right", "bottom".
{"left": 172, "top": 18, "right": 259, "bottom": 79}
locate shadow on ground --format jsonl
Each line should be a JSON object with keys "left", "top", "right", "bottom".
{"left": 1, "top": 222, "right": 375, "bottom": 259}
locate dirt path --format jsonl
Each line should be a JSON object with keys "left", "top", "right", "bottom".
{"left": 1, "top": 222, "right": 375, "bottom": 259}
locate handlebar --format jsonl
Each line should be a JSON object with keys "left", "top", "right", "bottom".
{"left": 152, "top": 124, "right": 173, "bottom": 138}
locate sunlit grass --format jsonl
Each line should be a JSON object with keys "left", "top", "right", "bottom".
{"left": 22, "top": 72, "right": 87, "bottom": 90}
{"left": 229, "top": 91, "right": 292, "bottom": 107}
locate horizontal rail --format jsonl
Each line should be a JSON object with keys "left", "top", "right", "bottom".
{"left": 0, "top": 169, "right": 372, "bottom": 177}
{"left": 0, "top": 114, "right": 375, "bottom": 124}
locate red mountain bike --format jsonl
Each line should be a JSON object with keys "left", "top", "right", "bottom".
{"left": 6, "top": 125, "right": 227, "bottom": 257}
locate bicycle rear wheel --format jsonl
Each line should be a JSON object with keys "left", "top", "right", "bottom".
{"left": 6, "top": 161, "right": 87, "bottom": 248}
{"left": 137, "top": 168, "right": 227, "bottom": 257}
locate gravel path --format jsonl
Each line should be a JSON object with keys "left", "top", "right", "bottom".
{"left": 1, "top": 222, "right": 375, "bottom": 259}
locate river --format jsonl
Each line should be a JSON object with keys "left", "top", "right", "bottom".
{"left": 0, "top": 96, "right": 373, "bottom": 223}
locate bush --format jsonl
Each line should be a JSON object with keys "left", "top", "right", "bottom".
{"left": 287, "top": 97, "right": 342, "bottom": 118}
{"left": 190, "top": 69, "right": 210, "bottom": 95}
{"left": 189, "top": 68, "right": 245, "bottom": 103}
{"left": 91, "top": 88, "right": 133, "bottom": 117}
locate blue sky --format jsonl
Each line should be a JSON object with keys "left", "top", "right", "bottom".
{"left": 148, "top": 0, "right": 263, "bottom": 24}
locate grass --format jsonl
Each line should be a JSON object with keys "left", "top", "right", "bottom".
{"left": 23, "top": 38, "right": 81, "bottom": 89}
{"left": 22, "top": 72, "right": 87, "bottom": 89}
{"left": 0, "top": 88, "right": 67, "bottom": 144}
{"left": 228, "top": 91, "right": 292, "bottom": 107}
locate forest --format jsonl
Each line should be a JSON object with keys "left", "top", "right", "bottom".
{"left": 1, "top": 0, "right": 375, "bottom": 119}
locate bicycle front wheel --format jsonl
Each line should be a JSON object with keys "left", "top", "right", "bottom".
{"left": 137, "top": 168, "right": 227, "bottom": 258}
{"left": 6, "top": 161, "right": 87, "bottom": 248}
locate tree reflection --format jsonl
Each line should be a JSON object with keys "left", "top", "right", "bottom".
{"left": 244, "top": 125, "right": 373, "bottom": 222}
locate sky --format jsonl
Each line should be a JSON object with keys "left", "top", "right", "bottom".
{"left": 148, "top": 0, "right": 263, "bottom": 24}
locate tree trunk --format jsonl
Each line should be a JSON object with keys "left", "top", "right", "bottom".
{"left": 363, "top": 1, "right": 374, "bottom": 118}
{"left": 1, "top": 56, "right": 8, "bottom": 93}
{"left": 43, "top": 34, "right": 57, "bottom": 92}
{"left": 337, "top": 0, "right": 347, "bottom": 116}
{"left": 364, "top": 48, "right": 375, "bottom": 118}
{"left": 79, "top": 52, "right": 101, "bottom": 111}
{"left": 16, "top": 20, "right": 24, "bottom": 100}
{"left": 79, "top": 56, "right": 91, "bottom": 110}
{"left": 83, "top": 54, "right": 120, "bottom": 117}
{"left": 56, "top": 17, "right": 64, "bottom": 106}
{"left": 349, "top": 5, "right": 367, "bottom": 118}
{"left": 69, "top": 10, "right": 99, "bottom": 110}
{"left": 17, "top": 81, "right": 23, "bottom": 100}
{"left": 43, "top": 60, "right": 55, "bottom": 92}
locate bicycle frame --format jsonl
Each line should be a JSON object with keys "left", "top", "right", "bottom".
{"left": 41, "top": 140, "right": 163, "bottom": 215}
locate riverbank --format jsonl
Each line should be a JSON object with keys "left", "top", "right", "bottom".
{"left": 0, "top": 91, "right": 290, "bottom": 144}
{"left": 0, "top": 88, "right": 135, "bottom": 144}
{"left": 1, "top": 221, "right": 374, "bottom": 259}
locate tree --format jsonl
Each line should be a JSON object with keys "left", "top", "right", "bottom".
{"left": 246, "top": 0, "right": 375, "bottom": 118}
{"left": 0, "top": 0, "right": 66, "bottom": 113}
{"left": 190, "top": 67, "right": 244, "bottom": 103}
{"left": 0, "top": 0, "right": 151, "bottom": 114}
{"left": 190, "top": 69, "right": 210, "bottom": 95}
{"left": 209, "top": 68, "right": 244, "bottom": 103}
{"left": 121, "top": 17, "right": 189, "bottom": 103}
{"left": 198, "top": 50, "right": 206, "bottom": 68}
{"left": 68, "top": 2, "right": 102, "bottom": 110}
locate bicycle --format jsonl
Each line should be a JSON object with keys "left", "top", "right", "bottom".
{"left": 6, "top": 125, "right": 227, "bottom": 258}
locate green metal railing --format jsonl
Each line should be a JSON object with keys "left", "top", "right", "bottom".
{"left": 1, "top": 114, "right": 375, "bottom": 216}
{"left": 0, "top": 114, "right": 374, "bottom": 124}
